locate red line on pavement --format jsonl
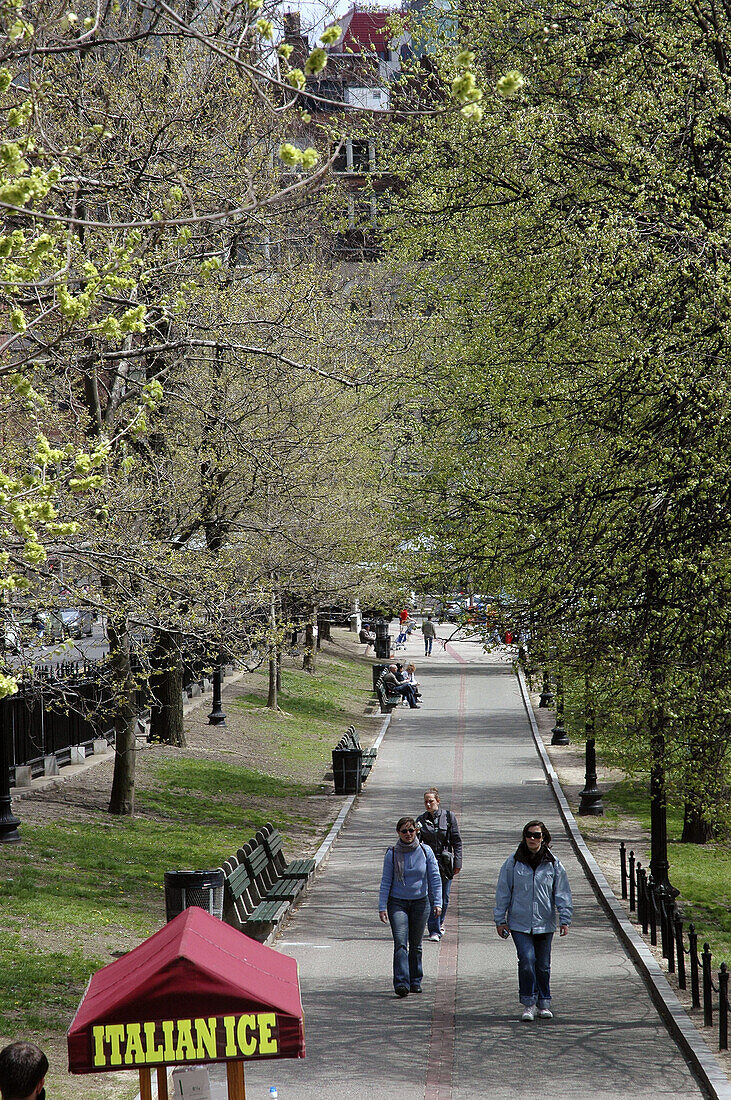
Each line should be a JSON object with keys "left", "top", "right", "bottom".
{"left": 425, "top": 658, "right": 466, "bottom": 1100}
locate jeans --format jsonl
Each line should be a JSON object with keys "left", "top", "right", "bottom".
{"left": 427, "top": 874, "right": 451, "bottom": 934}
{"left": 387, "top": 895, "right": 430, "bottom": 990}
{"left": 424, "top": 636, "right": 433, "bottom": 655}
{"left": 393, "top": 683, "right": 418, "bottom": 707}
{"left": 511, "top": 931, "right": 553, "bottom": 1006}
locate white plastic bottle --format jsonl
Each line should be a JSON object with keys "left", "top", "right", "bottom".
{"left": 269, "top": 1089, "right": 278, "bottom": 1100}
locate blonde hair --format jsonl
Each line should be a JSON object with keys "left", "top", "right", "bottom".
{"left": 423, "top": 787, "right": 440, "bottom": 802}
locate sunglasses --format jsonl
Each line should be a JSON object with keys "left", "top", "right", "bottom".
{"left": 525, "top": 832, "right": 543, "bottom": 840}
{"left": 399, "top": 827, "right": 416, "bottom": 835}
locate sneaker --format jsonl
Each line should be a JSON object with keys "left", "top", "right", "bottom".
{"left": 439, "top": 927, "right": 446, "bottom": 936}
{"left": 521, "top": 1005, "right": 537, "bottom": 1022}
{"left": 410, "top": 985, "right": 422, "bottom": 993}
{"left": 428, "top": 933, "right": 441, "bottom": 942}
{"left": 536, "top": 1005, "right": 553, "bottom": 1019}
{"left": 395, "top": 986, "right": 409, "bottom": 998}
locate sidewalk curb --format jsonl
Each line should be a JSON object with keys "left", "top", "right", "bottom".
{"left": 517, "top": 665, "right": 731, "bottom": 1100}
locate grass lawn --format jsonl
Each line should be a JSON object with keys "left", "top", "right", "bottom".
{"left": 0, "top": 644, "right": 373, "bottom": 1100}
{"left": 600, "top": 779, "right": 731, "bottom": 962}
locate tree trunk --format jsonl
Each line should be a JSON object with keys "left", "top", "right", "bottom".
{"left": 107, "top": 612, "right": 137, "bottom": 816}
{"left": 148, "top": 630, "right": 185, "bottom": 746}
{"left": 276, "top": 648, "right": 282, "bottom": 694}
{"left": 681, "top": 800, "right": 714, "bottom": 844}
{"left": 266, "top": 586, "right": 278, "bottom": 709}
{"left": 303, "top": 603, "right": 318, "bottom": 673}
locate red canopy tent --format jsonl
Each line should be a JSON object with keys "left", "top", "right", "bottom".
{"left": 68, "top": 906, "right": 305, "bottom": 1099}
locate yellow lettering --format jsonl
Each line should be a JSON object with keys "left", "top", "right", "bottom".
{"left": 123, "top": 1023, "right": 144, "bottom": 1066}
{"left": 105, "top": 1024, "right": 126, "bottom": 1066}
{"left": 223, "top": 1015, "right": 237, "bottom": 1057}
{"left": 195, "top": 1017, "right": 217, "bottom": 1060}
{"left": 92, "top": 1025, "right": 107, "bottom": 1067}
{"left": 162, "top": 1019, "right": 176, "bottom": 1062}
{"left": 143, "top": 1021, "right": 164, "bottom": 1063}
{"left": 175, "top": 1019, "right": 196, "bottom": 1061}
{"left": 236, "top": 1014, "right": 257, "bottom": 1057}
{"left": 257, "top": 1013, "right": 278, "bottom": 1055}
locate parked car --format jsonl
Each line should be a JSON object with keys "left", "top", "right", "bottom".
{"left": 3, "top": 609, "right": 65, "bottom": 651}
{"left": 58, "top": 608, "right": 94, "bottom": 639}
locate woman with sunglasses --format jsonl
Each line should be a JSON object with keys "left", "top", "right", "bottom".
{"left": 379, "top": 816, "right": 442, "bottom": 997}
{"left": 494, "top": 820, "right": 573, "bottom": 1021}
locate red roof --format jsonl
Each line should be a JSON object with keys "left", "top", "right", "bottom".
{"left": 333, "top": 6, "right": 402, "bottom": 55}
{"left": 67, "top": 907, "right": 305, "bottom": 1073}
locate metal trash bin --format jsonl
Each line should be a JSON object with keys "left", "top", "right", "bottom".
{"left": 374, "top": 618, "right": 391, "bottom": 659}
{"left": 332, "top": 746, "right": 363, "bottom": 795}
{"left": 372, "top": 663, "right": 389, "bottom": 692}
{"left": 164, "top": 869, "right": 224, "bottom": 922}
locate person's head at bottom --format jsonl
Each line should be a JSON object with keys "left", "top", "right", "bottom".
{"left": 0, "top": 1042, "right": 48, "bottom": 1100}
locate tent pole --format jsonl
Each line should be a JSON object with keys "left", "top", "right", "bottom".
{"left": 157, "top": 1066, "right": 169, "bottom": 1100}
{"left": 138, "top": 1067, "right": 153, "bottom": 1100}
{"left": 226, "top": 1060, "right": 246, "bottom": 1099}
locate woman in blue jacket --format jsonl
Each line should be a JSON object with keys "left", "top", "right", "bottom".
{"left": 494, "top": 819, "right": 573, "bottom": 1021}
{"left": 379, "top": 816, "right": 442, "bottom": 997}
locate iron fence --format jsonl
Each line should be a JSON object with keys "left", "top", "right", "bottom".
{"left": 620, "top": 841, "right": 729, "bottom": 1052}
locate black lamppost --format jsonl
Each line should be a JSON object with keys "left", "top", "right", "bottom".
{"left": 207, "top": 664, "right": 226, "bottom": 727}
{"left": 550, "top": 677, "right": 569, "bottom": 746}
{"left": 0, "top": 724, "right": 21, "bottom": 843}
{"left": 538, "top": 670, "right": 554, "bottom": 708}
{"left": 578, "top": 738, "right": 604, "bottom": 815}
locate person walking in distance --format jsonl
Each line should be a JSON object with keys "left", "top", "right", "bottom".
{"left": 379, "top": 817, "right": 442, "bottom": 997}
{"left": 417, "top": 787, "right": 462, "bottom": 940}
{"left": 0, "top": 1042, "right": 48, "bottom": 1100}
{"left": 422, "top": 615, "right": 437, "bottom": 656}
{"left": 494, "top": 820, "right": 572, "bottom": 1021}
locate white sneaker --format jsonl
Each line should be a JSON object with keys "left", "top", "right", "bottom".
{"left": 521, "top": 1005, "right": 537, "bottom": 1022}
{"left": 439, "top": 927, "right": 446, "bottom": 937}
{"left": 536, "top": 1006, "right": 553, "bottom": 1019}
{"left": 428, "top": 933, "right": 441, "bottom": 942}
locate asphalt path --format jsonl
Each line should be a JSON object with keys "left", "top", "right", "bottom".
{"left": 220, "top": 631, "right": 705, "bottom": 1099}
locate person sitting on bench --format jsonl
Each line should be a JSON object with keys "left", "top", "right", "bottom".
{"left": 382, "top": 664, "right": 420, "bottom": 709}
{"left": 359, "top": 625, "right": 376, "bottom": 653}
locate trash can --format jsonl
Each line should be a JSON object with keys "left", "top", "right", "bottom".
{"left": 164, "top": 869, "right": 224, "bottom": 923}
{"left": 332, "top": 745, "right": 363, "bottom": 795}
{"left": 372, "top": 663, "right": 389, "bottom": 692}
{"left": 374, "top": 618, "right": 391, "bottom": 660}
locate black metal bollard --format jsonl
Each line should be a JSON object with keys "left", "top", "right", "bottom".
{"left": 719, "top": 963, "right": 728, "bottom": 1052}
{"left": 636, "top": 863, "right": 644, "bottom": 928}
{"left": 648, "top": 877, "right": 658, "bottom": 947}
{"left": 660, "top": 894, "right": 675, "bottom": 973}
{"left": 702, "top": 943, "right": 713, "bottom": 1027}
{"left": 674, "top": 912, "right": 686, "bottom": 991}
{"left": 620, "top": 842, "right": 627, "bottom": 900}
{"left": 689, "top": 924, "right": 701, "bottom": 1009}
{"left": 629, "top": 850, "right": 636, "bottom": 911}
{"left": 637, "top": 866, "right": 646, "bottom": 937}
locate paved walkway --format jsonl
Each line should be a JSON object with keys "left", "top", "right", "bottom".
{"left": 218, "top": 631, "right": 705, "bottom": 1098}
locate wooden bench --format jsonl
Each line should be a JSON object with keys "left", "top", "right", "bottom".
{"left": 242, "top": 836, "right": 307, "bottom": 904}
{"left": 220, "top": 855, "right": 289, "bottom": 941}
{"left": 261, "top": 823, "right": 316, "bottom": 879}
{"left": 375, "top": 676, "right": 403, "bottom": 713}
{"left": 343, "top": 725, "right": 376, "bottom": 779}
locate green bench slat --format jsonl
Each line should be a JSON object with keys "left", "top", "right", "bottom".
{"left": 280, "top": 858, "right": 316, "bottom": 878}
{"left": 227, "top": 864, "right": 252, "bottom": 898}
{"left": 266, "top": 878, "right": 305, "bottom": 901}
{"left": 245, "top": 847, "right": 271, "bottom": 876}
{"left": 246, "top": 899, "right": 289, "bottom": 925}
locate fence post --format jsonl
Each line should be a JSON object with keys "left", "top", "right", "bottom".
{"left": 663, "top": 895, "right": 675, "bottom": 973}
{"left": 689, "top": 924, "right": 700, "bottom": 1009}
{"left": 720, "top": 963, "right": 728, "bottom": 1052}
{"left": 0, "top": 716, "right": 21, "bottom": 843}
{"left": 648, "top": 877, "right": 658, "bottom": 947}
{"left": 628, "top": 850, "right": 635, "bottom": 911}
{"left": 702, "top": 943, "right": 713, "bottom": 1027}
{"left": 674, "top": 912, "right": 686, "bottom": 990}
{"left": 636, "top": 864, "right": 646, "bottom": 931}
{"left": 620, "top": 842, "right": 627, "bottom": 900}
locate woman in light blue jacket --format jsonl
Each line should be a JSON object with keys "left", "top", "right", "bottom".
{"left": 494, "top": 819, "right": 573, "bottom": 1021}
{"left": 379, "top": 816, "right": 442, "bottom": 997}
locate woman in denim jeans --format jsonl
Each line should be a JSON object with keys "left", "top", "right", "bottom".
{"left": 494, "top": 820, "right": 573, "bottom": 1021}
{"left": 379, "top": 817, "right": 442, "bottom": 997}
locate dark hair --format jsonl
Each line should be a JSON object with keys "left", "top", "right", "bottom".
{"left": 523, "top": 819, "right": 551, "bottom": 846}
{"left": 0, "top": 1042, "right": 48, "bottom": 1099}
{"left": 423, "top": 787, "right": 440, "bottom": 802}
{"left": 396, "top": 816, "right": 417, "bottom": 834}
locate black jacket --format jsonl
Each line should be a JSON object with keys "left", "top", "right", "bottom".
{"left": 416, "top": 807, "right": 463, "bottom": 871}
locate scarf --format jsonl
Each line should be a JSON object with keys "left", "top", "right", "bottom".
{"left": 394, "top": 836, "right": 420, "bottom": 884}
{"left": 514, "top": 841, "right": 555, "bottom": 870}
